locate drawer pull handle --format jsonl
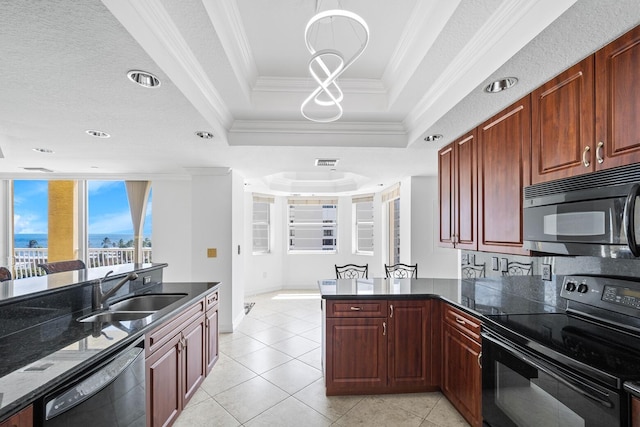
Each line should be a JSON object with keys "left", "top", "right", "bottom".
{"left": 390, "top": 304, "right": 394, "bottom": 318}
{"left": 383, "top": 321, "right": 387, "bottom": 336}
{"left": 455, "top": 316, "right": 466, "bottom": 325}
{"left": 478, "top": 352, "right": 482, "bottom": 368}
{"left": 350, "top": 306, "right": 361, "bottom": 311}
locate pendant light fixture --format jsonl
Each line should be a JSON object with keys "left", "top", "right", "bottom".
{"left": 301, "top": 6, "right": 369, "bottom": 123}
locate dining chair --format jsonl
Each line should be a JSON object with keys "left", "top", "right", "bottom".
{"left": 384, "top": 263, "right": 418, "bottom": 278}
{"left": 38, "top": 259, "right": 86, "bottom": 274}
{"left": 0, "top": 267, "right": 11, "bottom": 282}
{"left": 502, "top": 261, "right": 533, "bottom": 276}
{"left": 461, "top": 263, "right": 485, "bottom": 279}
{"left": 335, "top": 264, "right": 368, "bottom": 279}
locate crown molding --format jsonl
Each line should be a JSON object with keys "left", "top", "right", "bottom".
{"left": 102, "top": 0, "right": 233, "bottom": 134}
{"left": 405, "top": 0, "right": 577, "bottom": 145}
{"left": 383, "top": 0, "right": 461, "bottom": 108}
{"left": 230, "top": 120, "right": 405, "bottom": 135}
{"left": 202, "top": 0, "right": 258, "bottom": 101}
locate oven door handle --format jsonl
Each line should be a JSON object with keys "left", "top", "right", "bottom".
{"left": 482, "top": 332, "right": 614, "bottom": 409}
{"left": 624, "top": 183, "right": 640, "bottom": 257}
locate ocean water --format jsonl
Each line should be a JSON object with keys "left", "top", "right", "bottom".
{"left": 14, "top": 233, "right": 152, "bottom": 248}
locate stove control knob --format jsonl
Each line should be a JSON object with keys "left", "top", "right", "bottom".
{"left": 565, "top": 281, "right": 577, "bottom": 292}
{"left": 577, "top": 283, "right": 589, "bottom": 293}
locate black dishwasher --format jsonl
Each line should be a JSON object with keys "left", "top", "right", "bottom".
{"left": 39, "top": 338, "right": 146, "bottom": 427}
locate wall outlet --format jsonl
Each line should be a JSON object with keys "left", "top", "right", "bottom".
{"left": 461, "top": 253, "right": 469, "bottom": 264}
{"left": 143, "top": 276, "right": 151, "bottom": 285}
{"left": 500, "top": 258, "right": 509, "bottom": 272}
{"left": 469, "top": 254, "right": 475, "bottom": 265}
{"left": 491, "top": 257, "right": 499, "bottom": 271}
{"left": 542, "top": 263, "right": 552, "bottom": 281}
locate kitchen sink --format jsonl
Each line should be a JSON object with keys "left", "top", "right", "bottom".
{"left": 108, "top": 293, "right": 188, "bottom": 312}
{"left": 78, "top": 311, "right": 155, "bottom": 323}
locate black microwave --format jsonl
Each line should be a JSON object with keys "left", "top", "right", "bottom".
{"left": 523, "top": 164, "right": 640, "bottom": 258}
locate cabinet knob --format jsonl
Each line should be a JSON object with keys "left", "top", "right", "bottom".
{"left": 596, "top": 141, "right": 604, "bottom": 164}
{"left": 455, "top": 316, "right": 466, "bottom": 325}
{"left": 583, "top": 145, "right": 591, "bottom": 167}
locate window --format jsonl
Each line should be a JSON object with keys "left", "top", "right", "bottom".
{"left": 288, "top": 199, "right": 337, "bottom": 252}
{"left": 382, "top": 184, "right": 400, "bottom": 265}
{"left": 252, "top": 194, "right": 273, "bottom": 253}
{"left": 353, "top": 195, "right": 374, "bottom": 254}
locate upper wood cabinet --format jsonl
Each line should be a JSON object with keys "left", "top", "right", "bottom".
{"left": 531, "top": 56, "right": 595, "bottom": 183}
{"left": 438, "top": 130, "right": 477, "bottom": 250}
{"left": 478, "top": 95, "right": 531, "bottom": 255}
{"left": 595, "top": 25, "right": 640, "bottom": 170}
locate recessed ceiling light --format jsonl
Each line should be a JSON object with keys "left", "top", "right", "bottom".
{"left": 423, "top": 134, "right": 443, "bottom": 142}
{"left": 32, "top": 148, "right": 54, "bottom": 154}
{"left": 127, "top": 70, "right": 161, "bottom": 88}
{"left": 485, "top": 77, "right": 518, "bottom": 93}
{"left": 86, "top": 130, "right": 110, "bottom": 138}
{"left": 23, "top": 167, "right": 53, "bottom": 173}
{"left": 195, "top": 131, "right": 214, "bottom": 139}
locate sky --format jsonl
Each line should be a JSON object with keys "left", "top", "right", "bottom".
{"left": 13, "top": 180, "right": 152, "bottom": 235}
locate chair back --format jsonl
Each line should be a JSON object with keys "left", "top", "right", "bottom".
{"left": 0, "top": 267, "right": 11, "bottom": 282}
{"left": 502, "top": 261, "right": 533, "bottom": 276}
{"left": 384, "top": 263, "right": 418, "bottom": 278}
{"left": 38, "top": 259, "right": 86, "bottom": 274}
{"left": 335, "top": 264, "right": 368, "bottom": 279}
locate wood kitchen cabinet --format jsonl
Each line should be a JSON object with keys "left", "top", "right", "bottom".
{"left": 595, "top": 25, "right": 640, "bottom": 170}
{"left": 146, "top": 298, "right": 206, "bottom": 427}
{"left": 632, "top": 396, "right": 640, "bottom": 427}
{"left": 531, "top": 56, "right": 595, "bottom": 183}
{"left": 478, "top": 95, "right": 531, "bottom": 255}
{"left": 439, "top": 130, "right": 477, "bottom": 250}
{"left": 0, "top": 405, "right": 32, "bottom": 427}
{"left": 205, "top": 290, "right": 219, "bottom": 375}
{"left": 442, "top": 303, "right": 482, "bottom": 427}
{"left": 324, "top": 299, "right": 436, "bottom": 395}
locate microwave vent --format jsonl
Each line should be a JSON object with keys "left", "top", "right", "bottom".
{"left": 525, "top": 163, "right": 640, "bottom": 199}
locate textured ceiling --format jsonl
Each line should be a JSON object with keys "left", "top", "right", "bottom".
{"left": 0, "top": 0, "right": 639, "bottom": 195}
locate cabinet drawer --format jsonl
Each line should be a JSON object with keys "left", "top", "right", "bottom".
{"left": 205, "top": 290, "right": 219, "bottom": 311}
{"left": 444, "top": 304, "right": 481, "bottom": 342}
{"left": 146, "top": 298, "right": 205, "bottom": 356}
{"left": 326, "top": 300, "right": 387, "bottom": 318}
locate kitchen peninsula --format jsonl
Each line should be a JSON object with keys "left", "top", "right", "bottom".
{"left": 319, "top": 277, "right": 566, "bottom": 427}
{"left": 0, "top": 263, "right": 219, "bottom": 427}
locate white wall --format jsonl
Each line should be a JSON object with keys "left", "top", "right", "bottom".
{"left": 410, "top": 176, "right": 460, "bottom": 278}
{"left": 152, "top": 170, "right": 244, "bottom": 333}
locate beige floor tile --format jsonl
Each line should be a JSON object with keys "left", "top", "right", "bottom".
{"left": 244, "top": 397, "right": 332, "bottom": 427}
{"left": 219, "top": 331, "right": 247, "bottom": 344}
{"left": 376, "top": 392, "right": 443, "bottom": 419}
{"left": 334, "top": 396, "right": 424, "bottom": 427}
{"left": 297, "top": 346, "right": 323, "bottom": 371}
{"left": 173, "top": 397, "right": 240, "bottom": 427}
{"left": 219, "top": 334, "right": 266, "bottom": 358}
{"left": 235, "top": 346, "right": 293, "bottom": 374}
{"left": 293, "top": 379, "right": 363, "bottom": 422}
{"left": 299, "top": 326, "right": 322, "bottom": 343}
{"left": 270, "top": 335, "right": 320, "bottom": 358}
{"left": 185, "top": 387, "right": 212, "bottom": 406}
{"left": 278, "top": 318, "right": 319, "bottom": 334}
{"left": 424, "top": 397, "right": 470, "bottom": 427}
{"left": 262, "top": 359, "right": 323, "bottom": 394}
{"left": 200, "top": 356, "right": 256, "bottom": 396}
{"left": 248, "top": 325, "right": 296, "bottom": 345}
{"left": 213, "top": 376, "right": 289, "bottom": 423}
{"left": 258, "top": 312, "right": 299, "bottom": 326}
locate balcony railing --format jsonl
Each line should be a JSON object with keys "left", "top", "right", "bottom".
{"left": 12, "top": 248, "right": 153, "bottom": 279}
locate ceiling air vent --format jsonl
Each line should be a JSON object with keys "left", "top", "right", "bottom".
{"left": 23, "top": 167, "right": 53, "bottom": 173}
{"left": 315, "top": 159, "right": 338, "bottom": 167}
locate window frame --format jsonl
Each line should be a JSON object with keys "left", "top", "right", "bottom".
{"left": 287, "top": 199, "right": 338, "bottom": 254}
{"left": 353, "top": 195, "right": 374, "bottom": 255}
{"left": 252, "top": 195, "right": 272, "bottom": 254}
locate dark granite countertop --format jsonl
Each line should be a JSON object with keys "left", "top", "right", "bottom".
{"left": 318, "top": 276, "right": 566, "bottom": 318}
{"left": 0, "top": 279, "right": 219, "bottom": 421}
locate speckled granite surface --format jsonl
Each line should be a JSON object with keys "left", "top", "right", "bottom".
{"left": 0, "top": 264, "right": 218, "bottom": 422}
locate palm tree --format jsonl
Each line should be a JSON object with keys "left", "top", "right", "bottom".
{"left": 28, "top": 239, "right": 40, "bottom": 248}
{"left": 101, "top": 237, "right": 111, "bottom": 248}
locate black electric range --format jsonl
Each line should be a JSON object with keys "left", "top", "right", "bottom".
{"left": 482, "top": 275, "right": 640, "bottom": 427}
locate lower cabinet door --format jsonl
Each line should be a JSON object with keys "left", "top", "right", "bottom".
{"left": 0, "top": 405, "right": 33, "bottom": 427}
{"left": 205, "top": 305, "right": 219, "bottom": 375}
{"left": 146, "top": 334, "right": 182, "bottom": 427}
{"left": 442, "top": 322, "right": 482, "bottom": 427}
{"left": 388, "top": 300, "right": 432, "bottom": 390}
{"left": 325, "top": 317, "right": 387, "bottom": 395}
{"left": 181, "top": 316, "right": 206, "bottom": 406}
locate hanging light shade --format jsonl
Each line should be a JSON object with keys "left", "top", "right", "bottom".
{"left": 301, "top": 9, "right": 369, "bottom": 123}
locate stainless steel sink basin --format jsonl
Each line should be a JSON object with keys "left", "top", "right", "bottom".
{"left": 78, "top": 311, "right": 155, "bottom": 323}
{"left": 108, "top": 293, "right": 188, "bottom": 312}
